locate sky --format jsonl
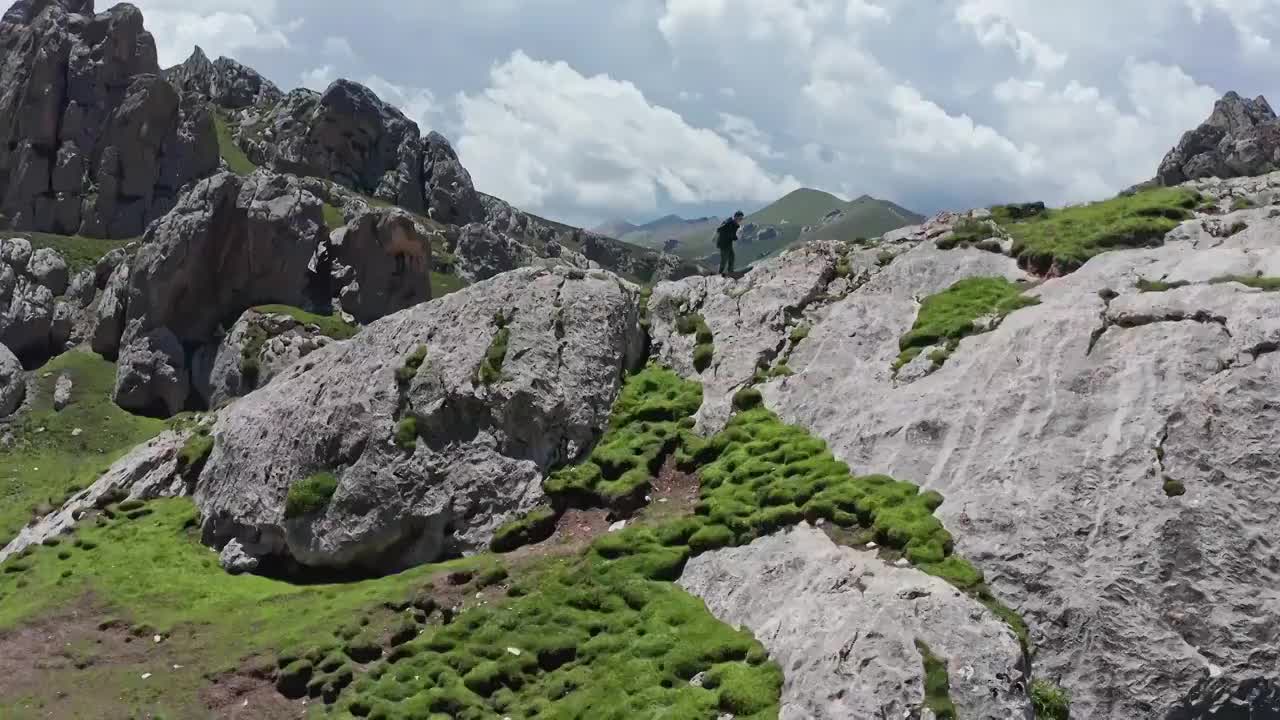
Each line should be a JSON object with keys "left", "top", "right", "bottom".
{"left": 126, "top": 0, "right": 1280, "bottom": 228}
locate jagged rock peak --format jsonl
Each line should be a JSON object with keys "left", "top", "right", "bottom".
{"left": 1158, "top": 90, "right": 1280, "bottom": 185}
{"left": 2, "top": 0, "right": 94, "bottom": 25}
{"left": 165, "top": 44, "right": 282, "bottom": 109}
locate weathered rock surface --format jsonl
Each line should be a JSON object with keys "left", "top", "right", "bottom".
{"left": 654, "top": 182, "right": 1280, "bottom": 717}
{"left": 0, "top": 340, "right": 22, "bottom": 416}
{"left": 327, "top": 207, "right": 430, "bottom": 323}
{"left": 218, "top": 538, "right": 259, "bottom": 575}
{"left": 113, "top": 326, "right": 189, "bottom": 417}
{"left": 27, "top": 247, "right": 66, "bottom": 295}
{"left": 90, "top": 258, "right": 128, "bottom": 357}
{"left": 453, "top": 223, "right": 536, "bottom": 283}
{"left": 191, "top": 307, "right": 339, "bottom": 409}
{"left": 122, "top": 170, "right": 327, "bottom": 347}
{"left": 52, "top": 371, "right": 71, "bottom": 410}
{"left": 679, "top": 524, "right": 1031, "bottom": 719}
{"left": 195, "top": 267, "right": 645, "bottom": 572}
{"left": 1159, "top": 92, "right": 1280, "bottom": 185}
{"left": 0, "top": 237, "right": 61, "bottom": 360}
{"left": 165, "top": 45, "right": 282, "bottom": 110}
{"left": 422, "top": 131, "right": 482, "bottom": 225}
{"left": 0, "top": 0, "right": 219, "bottom": 237}
{"left": 0, "top": 427, "right": 192, "bottom": 562}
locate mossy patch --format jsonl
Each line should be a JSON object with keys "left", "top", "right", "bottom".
{"left": 12, "top": 232, "right": 134, "bottom": 274}
{"left": 396, "top": 346, "right": 429, "bottom": 385}
{"left": 1230, "top": 196, "right": 1256, "bottom": 212}
{"left": 430, "top": 270, "right": 467, "bottom": 299}
{"left": 476, "top": 314, "right": 512, "bottom": 386}
{"left": 323, "top": 203, "right": 346, "bottom": 230}
{"left": 1210, "top": 274, "right": 1280, "bottom": 291}
{"left": 394, "top": 417, "right": 419, "bottom": 451}
{"left": 677, "top": 312, "right": 715, "bottom": 372}
{"left": 1163, "top": 477, "right": 1186, "bottom": 498}
{"left": 0, "top": 352, "right": 166, "bottom": 543}
{"left": 176, "top": 428, "right": 214, "bottom": 476}
{"left": 1030, "top": 678, "right": 1071, "bottom": 719}
{"left": 937, "top": 217, "right": 999, "bottom": 250}
{"left": 915, "top": 640, "right": 956, "bottom": 720}
{"left": 1136, "top": 279, "right": 1190, "bottom": 293}
{"left": 895, "top": 277, "right": 1039, "bottom": 371}
{"left": 994, "top": 187, "right": 1199, "bottom": 273}
{"left": 491, "top": 506, "right": 558, "bottom": 553}
{"left": 284, "top": 472, "right": 340, "bottom": 519}
{"left": 213, "top": 111, "right": 257, "bottom": 176}
{"left": 544, "top": 365, "right": 702, "bottom": 509}
{"left": 252, "top": 304, "right": 358, "bottom": 341}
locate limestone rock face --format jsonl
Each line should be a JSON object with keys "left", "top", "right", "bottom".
{"left": 679, "top": 524, "right": 1032, "bottom": 720}
{"left": 653, "top": 183, "right": 1280, "bottom": 717}
{"left": 0, "top": 0, "right": 218, "bottom": 237}
{"left": 327, "top": 207, "right": 430, "bottom": 324}
{"left": 0, "top": 340, "right": 22, "bottom": 416}
{"left": 113, "top": 326, "right": 189, "bottom": 417}
{"left": 243, "top": 81, "right": 426, "bottom": 212}
{"left": 191, "top": 307, "right": 340, "bottom": 410}
{"left": 164, "top": 45, "right": 282, "bottom": 110}
{"left": 422, "top": 131, "right": 483, "bottom": 225}
{"left": 195, "top": 267, "right": 645, "bottom": 572}
{"left": 121, "top": 170, "right": 327, "bottom": 347}
{"left": 453, "top": 223, "right": 536, "bottom": 284}
{"left": 1158, "top": 92, "right": 1280, "bottom": 185}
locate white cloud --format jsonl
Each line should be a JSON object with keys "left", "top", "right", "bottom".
{"left": 955, "top": 1, "right": 1068, "bottom": 72}
{"left": 300, "top": 65, "right": 335, "bottom": 91}
{"left": 1186, "top": 0, "right": 1277, "bottom": 56}
{"left": 363, "top": 76, "right": 440, "bottom": 131}
{"left": 455, "top": 51, "right": 800, "bottom": 219}
{"left": 718, "top": 113, "right": 779, "bottom": 158}
{"left": 128, "top": 0, "right": 301, "bottom": 67}
{"left": 322, "top": 36, "right": 356, "bottom": 59}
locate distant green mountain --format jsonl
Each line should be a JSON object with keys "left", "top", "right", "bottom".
{"left": 628, "top": 189, "right": 923, "bottom": 264}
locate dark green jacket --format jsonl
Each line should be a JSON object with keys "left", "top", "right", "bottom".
{"left": 715, "top": 218, "right": 740, "bottom": 248}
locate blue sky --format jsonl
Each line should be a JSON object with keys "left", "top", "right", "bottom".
{"left": 130, "top": 0, "right": 1280, "bottom": 227}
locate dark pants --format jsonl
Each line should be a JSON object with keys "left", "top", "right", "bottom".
{"left": 718, "top": 244, "right": 735, "bottom": 275}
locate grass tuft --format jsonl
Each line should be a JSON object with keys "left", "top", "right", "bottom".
{"left": 1030, "top": 678, "right": 1071, "bottom": 720}
{"left": 1163, "top": 477, "right": 1186, "bottom": 498}
{"left": 915, "top": 640, "right": 956, "bottom": 720}
{"left": 491, "top": 506, "right": 558, "bottom": 553}
{"left": 284, "top": 472, "right": 339, "bottom": 519}
{"left": 1136, "top": 279, "right": 1190, "bottom": 293}
{"left": 396, "top": 346, "right": 429, "bottom": 385}
{"left": 895, "top": 277, "right": 1038, "bottom": 371}
{"left": 322, "top": 203, "right": 346, "bottom": 230}
{"left": 252, "top": 305, "right": 358, "bottom": 341}
{"left": 213, "top": 111, "right": 257, "bottom": 176}
{"left": 476, "top": 324, "right": 511, "bottom": 386}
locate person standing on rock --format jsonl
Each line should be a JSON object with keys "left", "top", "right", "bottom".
{"left": 716, "top": 211, "right": 745, "bottom": 277}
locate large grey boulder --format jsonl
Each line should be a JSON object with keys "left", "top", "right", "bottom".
{"left": 453, "top": 222, "right": 535, "bottom": 284}
{"left": 243, "top": 81, "right": 425, "bottom": 212}
{"left": 1158, "top": 92, "right": 1280, "bottom": 185}
{"left": 655, "top": 189, "right": 1280, "bottom": 717}
{"left": 28, "top": 247, "right": 67, "bottom": 295}
{"left": 679, "top": 524, "right": 1031, "bottom": 719}
{"left": 1, "top": 273, "right": 53, "bottom": 359}
{"left": 195, "top": 267, "right": 645, "bottom": 572}
{"left": 191, "top": 307, "right": 339, "bottom": 409}
{"left": 90, "top": 259, "right": 128, "bottom": 357}
{"left": 0, "top": 341, "right": 22, "bottom": 416}
{"left": 122, "top": 170, "right": 327, "bottom": 348}
{"left": 328, "top": 207, "right": 430, "bottom": 323}
{"left": 113, "top": 326, "right": 189, "bottom": 417}
{"left": 0, "top": 0, "right": 218, "bottom": 237}
{"left": 164, "top": 45, "right": 282, "bottom": 110}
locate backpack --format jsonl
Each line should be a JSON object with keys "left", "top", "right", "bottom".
{"left": 715, "top": 219, "right": 737, "bottom": 248}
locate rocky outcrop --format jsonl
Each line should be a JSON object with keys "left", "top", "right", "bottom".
{"left": 652, "top": 175, "right": 1280, "bottom": 718}
{"left": 453, "top": 223, "right": 536, "bottom": 283}
{"left": 0, "top": 0, "right": 218, "bottom": 237}
{"left": 1158, "top": 92, "right": 1280, "bottom": 185}
{"left": 0, "top": 236, "right": 74, "bottom": 361}
{"left": 241, "top": 81, "right": 426, "bottom": 212}
{"left": 164, "top": 45, "right": 282, "bottom": 110}
{"left": 0, "top": 340, "right": 21, "bottom": 416}
{"left": 680, "top": 524, "right": 1031, "bottom": 719}
{"left": 121, "top": 170, "right": 327, "bottom": 348}
{"left": 0, "top": 426, "right": 193, "bottom": 562}
{"left": 195, "top": 267, "right": 645, "bottom": 572}
{"left": 191, "top": 307, "right": 340, "bottom": 409}
{"left": 327, "top": 207, "right": 430, "bottom": 323}
{"left": 113, "top": 326, "right": 188, "bottom": 417}
{"left": 422, "top": 131, "right": 482, "bottom": 225}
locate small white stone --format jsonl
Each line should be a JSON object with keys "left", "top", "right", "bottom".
{"left": 1209, "top": 663, "right": 1223, "bottom": 678}
{"left": 507, "top": 647, "right": 522, "bottom": 656}
{"left": 153, "top": 634, "right": 162, "bottom": 643}
{"left": 866, "top": 541, "right": 878, "bottom": 549}
{"left": 894, "top": 558, "right": 910, "bottom": 568}
{"left": 71, "top": 428, "right": 82, "bottom": 437}
{"left": 608, "top": 520, "right": 626, "bottom": 532}
{"left": 140, "top": 673, "right": 152, "bottom": 680}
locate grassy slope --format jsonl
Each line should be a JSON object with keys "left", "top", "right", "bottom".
{"left": 253, "top": 304, "right": 359, "bottom": 341}
{"left": 994, "top": 187, "right": 1199, "bottom": 273}
{"left": 11, "top": 233, "right": 133, "bottom": 274}
{"left": 797, "top": 196, "right": 925, "bottom": 246}
{"left": 213, "top": 111, "right": 258, "bottom": 176}
{"left": 0, "top": 352, "right": 166, "bottom": 546}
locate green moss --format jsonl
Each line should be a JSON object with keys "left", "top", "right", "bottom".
{"left": 1230, "top": 196, "right": 1256, "bottom": 212}
{"left": 0, "top": 352, "right": 166, "bottom": 543}
{"left": 788, "top": 324, "right": 810, "bottom": 344}
{"left": 284, "top": 472, "right": 339, "bottom": 519}
{"left": 915, "top": 640, "right": 956, "bottom": 720}
{"left": 176, "top": 429, "right": 214, "bottom": 475}
{"left": 544, "top": 365, "right": 702, "bottom": 508}
{"left": 396, "top": 346, "right": 429, "bottom": 385}
{"left": 491, "top": 506, "right": 558, "bottom": 553}
{"left": 252, "top": 304, "right": 358, "bottom": 341}
{"left": 394, "top": 417, "right": 419, "bottom": 451}
{"left": 876, "top": 250, "right": 894, "bottom": 267}
{"left": 767, "top": 364, "right": 794, "bottom": 378}
{"left": 1210, "top": 274, "right": 1280, "bottom": 291}
{"left": 213, "top": 111, "right": 257, "bottom": 176}
{"left": 12, "top": 232, "right": 134, "bottom": 274}
{"left": 430, "top": 270, "right": 468, "bottom": 299}
{"left": 1031, "top": 679, "right": 1071, "bottom": 720}
{"left": 995, "top": 187, "right": 1198, "bottom": 273}
{"left": 895, "top": 277, "right": 1038, "bottom": 370}
{"left": 476, "top": 326, "right": 511, "bottom": 386}
{"left": 1136, "top": 279, "right": 1190, "bottom": 293}
{"left": 322, "top": 203, "right": 346, "bottom": 230}
{"left": 732, "top": 388, "right": 763, "bottom": 412}
{"left": 1163, "top": 477, "right": 1186, "bottom": 498}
